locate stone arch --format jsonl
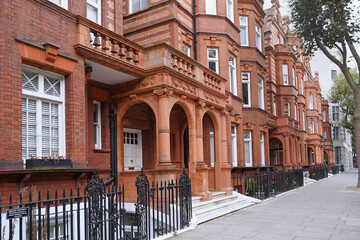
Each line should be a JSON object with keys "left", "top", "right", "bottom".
{"left": 118, "top": 101, "right": 157, "bottom": 172}
{"left": 269, "top": 138, "right": 283, "bottom": 166}
{"left": 169, "top": 103, "right": 190, "bottom": 169}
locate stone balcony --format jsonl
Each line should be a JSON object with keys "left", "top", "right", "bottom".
{"left": 74, "top": 15, "right": 226, "bottom": 100}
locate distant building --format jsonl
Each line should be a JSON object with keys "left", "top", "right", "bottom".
{"left": 329, "top": 103, "right": 353, "bottom": 170}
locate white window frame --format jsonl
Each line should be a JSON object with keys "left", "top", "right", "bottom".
{"left": 260, "top": 133, "right": 265, "bottom": 166}
{"left": 295, "top": 76, "right": 298, "bottom": 89}
{"left": 284, "top": 102, "right": 290, "bottom": 116}
{"left": 207, "top": 48, "right": 219, "bottom": 73}
{"left": 302, "top": 111, "right": 305, "bottom": 130}
{"left": 231, "top": 125, "right": 237, "bottom": 167}
{"left": 206, "top": 0, "right": 217, "bottom": 15}
{"left": 258, "top": 76, "right": 264, "bottom": 110}
{"left": 239, "top": 16, "right": 249, "bottom": 46}
{"left": 323, "top": 131, "right": 327, "bottom": 139}
{"left": 93, "top": 101, "right": 102, "bottom": 149}
{"left": 323, "top": 110, "right": 326, "bottom": 122}
{"left": 22, "top": 65, "right": 66, "bottom": 160}
{"left": 130, "top": 0, "right": 149, "bottom": 14}
{"left": 292, "top": 67, "right": 296, "bottom": 86}
{"left": 229, "top": 54, "right": 237, "bottom": 95}
{"left": 301, "top": 77, "right": 304, "bottom": 94}
{"left": 226, "top": 0, "right": 234, "bottom": 22}
{"left": 333, "top": 126, "right": 339, "bottom": 140}
{"left": 309, "top": 94, "right": 314, "bottom": 109}
{"left": 282, "top": 64, "right": 289, "bottom": 85}
{"left": 332, "top": 106, "right": 340, "bottom": 121}
{"left": 273, "top": 101, "right": 277, "bottom": 116}
{"left": 294, "top": 104, "right": 297, "bottom": 120}
{"left": 49, "top": 0, "right": 68, "bottom": 9}
{"left": 242, "top": 72, "right": 251, "bottom": 107}
{"left": 255, "top": 23, "right": 262, "bottom": 51}
{"left": 87, "top": 0, "right": 101, "bottom": 24}
{"left": 244, "top": 131, "right": 252, "bottom": 167}
{"left": 310, "top": 121, "right": 315, "bottom": 134}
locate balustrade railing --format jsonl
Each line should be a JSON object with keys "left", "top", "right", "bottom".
{"left": 170, "top": 53, "right": 196, "bottom": 79}
{"left": 77, "top": 16, "right": 143, "bottom": 67}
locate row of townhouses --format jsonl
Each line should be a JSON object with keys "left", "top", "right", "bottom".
{"left": 0, "top": 0, "right": 335, "bottom": 206}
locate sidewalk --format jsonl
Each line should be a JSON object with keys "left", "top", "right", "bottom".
{"left": 171, "top": 169, "right": 360, "bottom": 240}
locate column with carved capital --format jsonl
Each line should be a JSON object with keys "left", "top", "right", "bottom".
{"left": 283, "top": 133, "right": 291, "bottom": 168}
{"left": 195, "top": 100, "right": 206, "bottom": 167}
{"left": 154, "top": 87, "right": 175, "bottom": 169}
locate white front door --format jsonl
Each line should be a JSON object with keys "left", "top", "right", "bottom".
{"left": 123, "top": 128, "right": 142, "bottom": 171}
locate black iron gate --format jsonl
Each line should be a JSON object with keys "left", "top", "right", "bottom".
{"left": 0, "top": 169, "right": 192, "bottom": 240}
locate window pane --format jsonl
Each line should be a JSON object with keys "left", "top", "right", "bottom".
{"left": 44, "top": 76, "right": 61, "bottom": 97}
{"left": 22, "top": 70, "right": 39, "bottom": 92}
{"left": 242, "top": 83, "right": 249, "bottom": 105}
{"left": 206, "top": 0, "right": 217, "bottom": 14}
{"left": 87, "top": 4, "right": 98, "bottom": 23}
{"left": 208, "top": 49, "right": 217, "bottom": 58}
{"left": 209, "top": 61, "right": 216, "bottom": 72}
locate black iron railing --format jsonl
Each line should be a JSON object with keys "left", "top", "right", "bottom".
{"left": 232, "top": 167, "right": 304, "bottom": 200}
{"left": 310, "top": 165, "right": 328, "bottom": 180}
{"left": 331, "top": 165, "right": 340, "bottom": 174}
{"left": 0, "top": 169, "right": 192, "bottom": 240}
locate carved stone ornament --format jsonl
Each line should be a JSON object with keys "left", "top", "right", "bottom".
{"left": 196, "top": 99, "right": 206, "bottom": 108}
{"left": 221, "top": 109, "right": 229, "bottom": 116}
{"left": 153, "top": 87, "right": 173, "bottom": 97}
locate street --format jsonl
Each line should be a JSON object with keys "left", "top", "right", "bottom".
{"left": 171, "top": 170, "right": 360, "bottom": 240}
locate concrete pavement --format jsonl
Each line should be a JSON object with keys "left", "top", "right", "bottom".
{"left": 171, "top": 169, "right": 360, "bottom": 240}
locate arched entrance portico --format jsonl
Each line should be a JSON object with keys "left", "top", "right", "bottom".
{"left": 170, "top": 104, "right": 190, "bottom": 169}
{"left": 270, "top": 138, "right": 283, "bottom": 166}
{"left": 121, "top": 103, "right": 156, "bottom": 171}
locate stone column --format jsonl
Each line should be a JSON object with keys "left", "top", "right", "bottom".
{"left": 154, "top": 87, "right": 175, "bottom": 169}
{"left": 284, "top": 133, "right": 291, "bottom": 168}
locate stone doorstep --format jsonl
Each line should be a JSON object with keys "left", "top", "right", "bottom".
{"left": 192, "top": 195, "right": 239, "bottom": 212}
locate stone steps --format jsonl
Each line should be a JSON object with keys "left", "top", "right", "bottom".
{"left": 192, "top": 192, "right": 257, "bottom": 224}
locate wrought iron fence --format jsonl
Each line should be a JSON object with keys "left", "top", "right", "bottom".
{"left": 232, "top": 167, "right": 304, "bottom": 200}
{"left": 331, "top": 165, "right": 340, "bottom": 174}
{"left": 310, "top": 165, "right": 328, "bottom": 180}
{"left": 0, "top": 169, "right": 192, "bottom": 240}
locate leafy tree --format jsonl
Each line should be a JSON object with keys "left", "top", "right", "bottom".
{"left": 328, "top": 69, "right": 358, "bottom": 155}
{"left": 328, "top": 69, "right": 358, "bottom": 130}
{"left": 289, "top": 0, "right": 360, "bottom": 187}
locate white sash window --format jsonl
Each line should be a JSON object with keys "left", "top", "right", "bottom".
{"left": 22, "top": 67, "right": 65, "bottom": 160}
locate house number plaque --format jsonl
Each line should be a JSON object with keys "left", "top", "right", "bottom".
{"left": 6, "top": 207, "right": 29, "bottom": 219}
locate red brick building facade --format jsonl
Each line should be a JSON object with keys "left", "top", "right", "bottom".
{"left": 0, "top": 0, "right": 333, "bottom": 203}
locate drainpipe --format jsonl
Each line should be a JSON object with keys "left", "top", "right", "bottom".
{"left": 109, "top": 102, "right": 118, "bottom": 186}
{"left": 192, "top": 0, "right": 197, "bottom": 60}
